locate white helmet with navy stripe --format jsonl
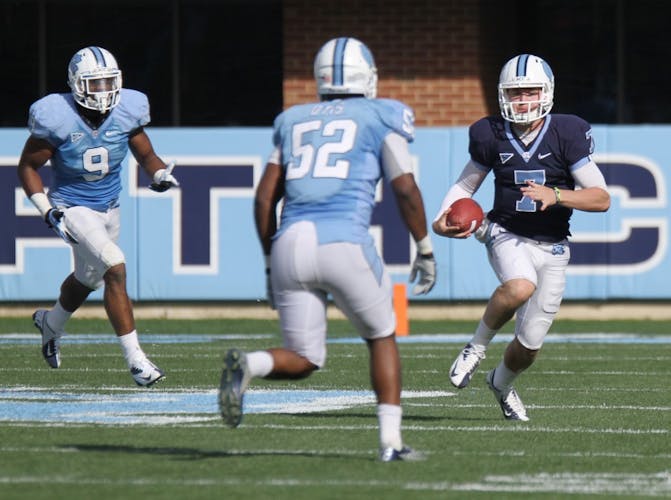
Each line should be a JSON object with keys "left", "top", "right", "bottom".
{"left": 314, "top": 37, "right": 378, "bottom": 99}
{"left": 67, "top": 46, "right": 122, "bottom": 113}
{"left": 498, "top": 54, "right": 554, "bottom": 123}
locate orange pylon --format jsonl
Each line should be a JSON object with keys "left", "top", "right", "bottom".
{"left": 393, "top": 283, "right": 409, "bottom": 336}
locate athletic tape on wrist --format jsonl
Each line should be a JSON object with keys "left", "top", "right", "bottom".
{"left": 416, "top": 235, "right": 433, "bottom": 255}
{"left": 29, "top": 192, "right": 52, "bottom": 218}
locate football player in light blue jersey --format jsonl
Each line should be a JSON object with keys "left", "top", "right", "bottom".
{"left": 219, "top": 37, "right": 436, "bottom": 462}
{"left": 433, "top": 54, "right": 610, "bottom": 421}
{"left": 17, "top": 46, "right": 179, "bottom": 387}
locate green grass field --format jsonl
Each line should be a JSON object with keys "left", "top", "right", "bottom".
{"left": 0, "top": 317, "right": 669, "bottom": 499}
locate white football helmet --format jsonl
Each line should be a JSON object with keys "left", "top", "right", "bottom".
{"left": 498, "top": 54, "right": 554, "bottom": 124}
{"left": 67, "top": 46, "right": 122, "bottom": 113}
{"left": 314, "top": 37, "right": 378, "bottom": 99}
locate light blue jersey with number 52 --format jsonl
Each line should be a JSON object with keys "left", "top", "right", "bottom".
{"left": 28, "top": 88, "right": 150, "bottom": 211}
{"left": 272, "top": 97, "right": 414, "bottom": 245}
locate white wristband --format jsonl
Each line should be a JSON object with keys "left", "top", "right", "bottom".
{"left": 416, "top": 235, "right": 433, "bottom": 255}
{"left": 29, "top": 192, "right": 52, "bottom": 218}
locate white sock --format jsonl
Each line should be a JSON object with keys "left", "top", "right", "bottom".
{"left": 46, "top": 300, "right": 72, "bottom": 332}
{"left": 471, "top": 319, "right": 497, "bottom": 348}
{"left": 377, "top": 403, "right": 403, "bottom": 450}
{"left": 118, "top": 330, "right": 145, "bottom": 366}
{"left": 246, "top": 351, "right": 274, "bottom": 378}
{"left": 492, "top": 362, "right": 517, "bottom": 393}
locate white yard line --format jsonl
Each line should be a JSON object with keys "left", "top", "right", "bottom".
{"left": 0, "top": 472, "right": 669, "bottom": 496}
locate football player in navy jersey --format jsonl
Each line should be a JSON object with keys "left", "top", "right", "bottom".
{"left": 432, "top": 54, "right": 610, "bottom": 421}
{"left": 219, "top": 37, "right": 436, "bottom": 461}
{"left": 17, "top": 46, "right": 179, "bottom": 386}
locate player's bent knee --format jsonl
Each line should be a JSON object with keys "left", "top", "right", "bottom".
{"left": 271, "top": 355, "right": 319, "bottom": 379}
{"left": 291, "top": 344, "right": 326, "bottom": 370}
{"left": 99, "top": 241, "right": 125, "bottom": 269}
{"left": 74, "top": 269, "right": 104, "bottom": 291}
{"left": 303, "top": 352, "right": 324, "bottom": 371}
{"left": 295, "top": 362, "right": 319, "bottom": 379}
{"left": 501, "top": 279, "right": 536, "bottom": 304}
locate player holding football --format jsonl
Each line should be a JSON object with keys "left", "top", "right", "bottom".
{"left": 17, "top": 46, "right": 179, "bottom": 386}
{"left": 219, "top": 37, "right": 436, "bottom": 461}
{"left": 432, "top": 54, "right": 610, "bottom": 421}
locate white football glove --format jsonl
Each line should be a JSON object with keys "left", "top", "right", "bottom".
{"left": 150, "top": 161, "right": 180, "bottom": 192}
{"left": 45, "top": 208, "right": 78, "bottom": 245}
{"left": 409, "top": 253, "right": 436, "bottom": 295}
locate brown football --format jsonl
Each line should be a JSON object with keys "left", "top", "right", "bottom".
{"left": 446, "top": 198, "right": 484, "bottom": 232}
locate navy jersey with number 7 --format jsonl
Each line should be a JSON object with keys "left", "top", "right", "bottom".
{"left": 469, "top": 113, "right": 594, "bottom": 242}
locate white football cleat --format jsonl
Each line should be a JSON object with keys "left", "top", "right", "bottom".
{"left": 379, "top": 446, "right": 425, "bottom": 462}
{"left": 130, "top": 357, "right": 165, "bottom": 387}
{"left": 449, "top": 343, "right": 486, "bottom": 388}
{"left": 486, "top": 369, "right": 529, "bottom": 421}
{"left": 33, "top": 309, "right": 64, "bottom": 369}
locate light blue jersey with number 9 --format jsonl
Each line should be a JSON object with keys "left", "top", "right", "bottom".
{"left": 28, "top": 88, "right": 150, "bottom": 211}
{"left": 272, "top": 97, "right": 414, "bottom": 245}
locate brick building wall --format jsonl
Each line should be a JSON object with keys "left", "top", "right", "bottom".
{"left": 282, "top": 0, "right": 506, "bottom": 126}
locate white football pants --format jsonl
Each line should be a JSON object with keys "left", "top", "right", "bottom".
{"left": 486, "top": 222, "right": 570, "bottom": 349}
{"left": 271, "top": 220, "right": 396, "bottom": 368}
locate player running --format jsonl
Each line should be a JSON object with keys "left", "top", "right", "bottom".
{"left": 18, "top": 46, "right": 179, "bottom": 386}
{"left": 433, "top": 54, "right": 610, "bottom": 421}
{"left": 219, "top": 37, "right": 436, "bottom": 461}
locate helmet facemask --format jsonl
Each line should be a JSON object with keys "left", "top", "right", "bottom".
{"left": 498, "top": 54, "right": 554, "bottom": 124}
{"left": 498, "top": 85, "right": 553, "bottom": 124}
{"left": 68, "top": 47, "right": 122, "bottom": 113}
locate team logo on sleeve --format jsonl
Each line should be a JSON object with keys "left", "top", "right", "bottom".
{"left": 70, "top": 132, "right": 84, "bottom": 143}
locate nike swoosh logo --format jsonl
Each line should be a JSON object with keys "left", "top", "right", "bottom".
{"left": 44, "top": 341, "right": 56, "bottom": 357}
{"left": 130, "top": 365, "right": 154, "bottom": 380}
{"left": 105, "top": 130, "right": 123, "bottom": 137}
{"left": 538, "top": 152, "right": 552, "bottom": 159}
